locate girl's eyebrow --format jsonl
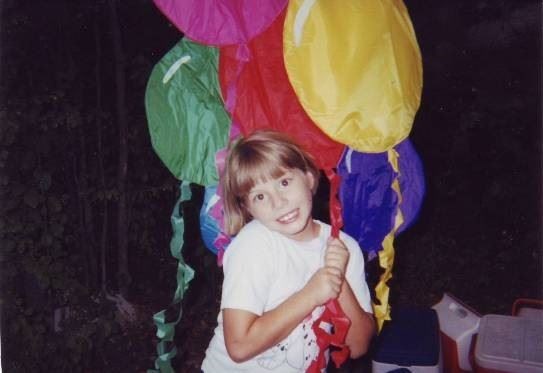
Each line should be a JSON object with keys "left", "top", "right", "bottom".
{"left": 247, "top": 184, "right": 265, "bottom": 195}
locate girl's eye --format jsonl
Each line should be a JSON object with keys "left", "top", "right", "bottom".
{"left": 280, "top": 178, "right": 290, "bottom": 187}
{"left": 254, "top": 193, "right": 265, "bottom": 202}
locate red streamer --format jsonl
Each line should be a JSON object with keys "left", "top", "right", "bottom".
{"left": 307, "top": 169, "right": 351, "bottom": 372}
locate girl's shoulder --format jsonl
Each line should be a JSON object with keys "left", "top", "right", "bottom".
{"left": 235, "top": 219, "right": 273, "bottom": 240}
{"left": 224, "top": 220, "right": 276, "bottom": 260}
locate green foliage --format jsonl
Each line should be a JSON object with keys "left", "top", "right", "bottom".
{"left": 1, "top": 1, "right": 178, "bottom": 370}
{"left": 0, "top": 97, "right": 93, "bottom": 370}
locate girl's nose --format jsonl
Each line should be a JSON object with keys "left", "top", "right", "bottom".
{"left": 270, "top": 190, "right": 288, "bottom": 209}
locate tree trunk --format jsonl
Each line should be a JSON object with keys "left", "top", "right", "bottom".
{"left": 78, "top": 120, "right": 99, "bottom": 290}
{"left": 108, "top": 0, "right": 130, "bottom": 296}
{"left": 0, "top": 0, "right": 4, "bottom": 103}
{"left": 94, "top": 10, "right": 109, "bottom": 294}
{"left": 64, "top": 34, "right": 98, "bottom": 290}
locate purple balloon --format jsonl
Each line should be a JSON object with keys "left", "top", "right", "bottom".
{"left": 338, "top": 139, "right": 425, "bottom": 256}
{"left": 153, "top": 0, "right": 287, "bottom": 46}
{"left": 395, "top": 140, "right": 426, "bottom": 235}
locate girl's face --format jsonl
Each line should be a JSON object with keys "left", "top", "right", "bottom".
{"left": 244, "top": 168, "right": 318, "bottom": 241}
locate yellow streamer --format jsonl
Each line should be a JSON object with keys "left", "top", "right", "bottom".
{"left": 372, "top": 149, "right": 404, "bottom": 332}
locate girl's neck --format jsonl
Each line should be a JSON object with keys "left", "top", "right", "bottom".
{"left": 289, "top": 219, "right": 320, "bottom": 242}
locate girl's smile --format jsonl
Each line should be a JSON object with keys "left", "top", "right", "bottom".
{"left": 245, "top": 169, "right": 319, "bottom": 241}
{"left": 277, "top": 209, "right": 299, "bottom": 224}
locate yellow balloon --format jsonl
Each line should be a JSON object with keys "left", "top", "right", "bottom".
{"left": 283, "top": 0, "right": 422, "bottom": 153}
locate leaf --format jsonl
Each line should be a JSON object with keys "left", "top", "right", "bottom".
{"left": 51, "top": 222, "right": 64, "bottom": 237}
{"left": 67, "top": 109, "right": 82, "bottom": 129}
{"left": 36, "top": 137, "right": 51, "bottom": 155}
{"left": 38, "top": 173, "right": 52, "bottom": 192}
{"left": 13, "top": 183, "right": 25, "bottom": 196}
{"left": 38, "top": 276, "right": 50, "bottom": 290}
{"left": 47, "top": 196, "right": 62, "bottom": 213}
{"left": 4, "top": 198, "right": 18, "bottom": 212}
{"left": 4, "top": 239, "right": 15, "bottom": 251}
{"left": 66, "top": 336, "right": 76, "bottom": 349}
{"left": 21, "top": 152, "right": 35, "bottom": 170}
{"left": 82, "top": 323, "right": 97, "bottom": 337}
{"left": 17, "top": 241, "right": 26, "bottom": 253}
{"left": 40, "top": 233, "right": 53, "bottom": 246}
{"left": 10, "top": 321, "right": 20, "bottom": 334}
{"left": 36, "top": 324, "right": 47, "bottom": 334}
{"left": 24, "top": 189, "right": 40, "bottom": 208}
{"left": 52, "top": 261, "right": 64, "bottom": 273}
{"left": 51, "top": 277, "right": 64, "bottom": 290}
{"left": 51, "top": 247, "right": 64, "bottom": 259}
{"left": 103, "top": 320, "right": 112, "bottom": 338}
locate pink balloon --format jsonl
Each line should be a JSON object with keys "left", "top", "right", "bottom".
{"left": 153, "top": 0, "right": 287, "bottom": 46}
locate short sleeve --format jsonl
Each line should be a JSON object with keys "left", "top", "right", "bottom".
{"left": 221, "top": 222, "right": 276, "bottom": 316}
{"left": 342, "top": 232, "right": 373, "bottom": 313}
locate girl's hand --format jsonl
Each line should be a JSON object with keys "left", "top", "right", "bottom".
{"left": 303, "top": 267, "right": 343, "bottom": 307}
{"left": 324, "top": 237, "right": 349, "bottom": 277}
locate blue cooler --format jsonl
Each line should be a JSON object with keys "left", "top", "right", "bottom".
{"left": 372, "top": 307, "right": 443, "bottom": 373}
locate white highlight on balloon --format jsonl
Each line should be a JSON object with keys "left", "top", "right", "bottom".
{"left": 345, "top": 148, "right": 353, "bottom": 173}
{"left": 206, "top": 194, "right": 220, "bottom": 213}
{"left": 293, "top": 0, "right": 317, "bottom": 47}
{"left": 163, "top": 55, "right": 191, "bottom": 84}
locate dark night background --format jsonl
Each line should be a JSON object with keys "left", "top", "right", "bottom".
{"left": 0, "top": 1, "right": 541, "bottom": 372}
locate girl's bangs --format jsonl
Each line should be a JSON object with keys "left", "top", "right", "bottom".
{"left": 234, "top": 154, "right": 287, "bottom": 198}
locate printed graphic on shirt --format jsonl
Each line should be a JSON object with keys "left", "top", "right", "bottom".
{"left": 256, "top": 307, "right": 325, "bottom": 371}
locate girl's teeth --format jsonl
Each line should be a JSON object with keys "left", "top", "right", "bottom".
{"left": 279, "top": 210, "right": 297, "bottom": 222}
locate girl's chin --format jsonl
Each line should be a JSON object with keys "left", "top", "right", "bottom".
{"left": 279, "top": 220, "right": 317, "bottom": 241}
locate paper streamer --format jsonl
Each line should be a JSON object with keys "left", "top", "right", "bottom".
{"left": 307, "top": 169, "right": 350, "bottom": 372}
{"left": 149, "top": 182, "right": 195, "bottom": 372}
{"left": 372, "top": 150, "right": 404, "bottom": 332}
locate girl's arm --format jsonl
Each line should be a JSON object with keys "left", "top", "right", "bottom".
{"left": 337, "top": 280, "right": 376, "bottom": 358}
{"left": 223, "top": 266, "right": 343, "bottom": 363}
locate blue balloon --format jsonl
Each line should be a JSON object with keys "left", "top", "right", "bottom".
{"left": 199, "top": 186, "right": 222, "bottom": 255}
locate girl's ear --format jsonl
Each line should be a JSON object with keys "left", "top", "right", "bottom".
{"left": 305, "top": 171, "right": 316, "bottom": 193}
{"left": 239, "top": 197, "right": 252, "bottom": 218}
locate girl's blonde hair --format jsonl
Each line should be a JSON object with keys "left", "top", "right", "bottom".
{"left": 222, "top": 130, "right": 320, "bottom": 236}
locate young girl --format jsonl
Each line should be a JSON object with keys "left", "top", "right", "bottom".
{"left": 202, "top": 131, "right": 375, "bottom": 372}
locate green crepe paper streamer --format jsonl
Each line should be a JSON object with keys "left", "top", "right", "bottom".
{"left": 145, "top": 38, "right": 230, "bottom": 186}
{"left": 149, "top": 181, "right": 194, "bottom": 373}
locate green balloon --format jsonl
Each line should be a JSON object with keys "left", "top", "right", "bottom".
{"left": 145, "top": 38, "right": 230, "bottom": 186}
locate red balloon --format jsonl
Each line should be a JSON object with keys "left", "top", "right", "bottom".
{"left": 219, "top": 10, "right": 344, "bottom": 170}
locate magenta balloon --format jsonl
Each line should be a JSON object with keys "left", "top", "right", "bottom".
{"left": 153, "top": 0, "right": 287, "bottom": 46}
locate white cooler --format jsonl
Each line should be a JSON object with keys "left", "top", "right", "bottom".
{"left": 474, "top": 314, "right": 543, "bottom": 373}
{"left": 432, "top": 293, "right": 480, "bottom": 373}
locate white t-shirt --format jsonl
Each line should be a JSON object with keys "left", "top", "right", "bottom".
{"left": 201, "top": 220, "right": 372, "bottom": 372}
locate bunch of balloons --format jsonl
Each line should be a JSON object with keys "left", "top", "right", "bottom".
{"left": 145, "top": 1, "right": 424, "bottom": 371}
